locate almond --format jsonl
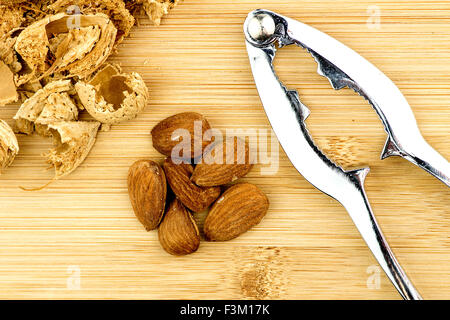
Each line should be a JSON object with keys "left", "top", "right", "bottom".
{"left": 151, "top": 112, "right": 212, "bottom": 160}
{"left": 204, "top": 183, "right": 269, "bottom": 241}
{"left": 158, "top": 199, "right": 200, "bottom": 256}
{"left": 128, "top": 160, "right": 167, "bottom": 231}
{"left": 192, "top": 137, "right": 253, "bottom": 187}
{"left": 163, "top": 157, "right": 221, "bottom": 212}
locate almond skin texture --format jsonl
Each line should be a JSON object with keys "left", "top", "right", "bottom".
{"left": 163, "top": 157, "right": 221, "bottom": 212}
{"left": 158, "top": 199, "right": 200, "bottom": 256}
{"left": 151, "top": 112, "right": 212, "bottom": 160}
{"left": 204, "top": 183, "right": 269, "bottom": 241}
{"left": 192, "top": 137, "right": 253, "bottom": 187}
{"left": 128, "top": 160, "right": 167, "bottom": 231}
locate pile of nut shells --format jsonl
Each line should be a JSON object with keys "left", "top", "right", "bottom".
{"left": 0, "top": 0, "right": 180, "bottom": 179}
{"left": 128, "top": 112, "right": 270, "bottom": 255}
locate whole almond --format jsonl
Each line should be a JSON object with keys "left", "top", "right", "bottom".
{"left": 204, "top": 183, "right": 269, "bottom": 241}
{"left": 192, "top": 137, "right": 253, "bottom": 187}
{"left": 158, "top": 199, "right": 200, "bottom": 256}
{"left": 163, "top": 157, "right": 221, "bottom": 212}
{"left": 151, "top": 112, "right": 212, "bottom": 159}
{"left": 128, "top": 160, "right": 167, "bottom": 231}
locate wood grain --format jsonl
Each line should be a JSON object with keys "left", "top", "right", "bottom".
{"left": 0, "top": 0, "right": 449, "bottom": 299}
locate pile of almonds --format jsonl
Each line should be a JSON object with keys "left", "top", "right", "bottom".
{"left": 128, "top": 112, "right": 270, "bottom": 255}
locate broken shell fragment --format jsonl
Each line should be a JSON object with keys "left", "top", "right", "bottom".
{"left": 47, "top": 14, "right": 117, "bottom": 79}
{"left": 75, "top": 64, "right": 149, "bottom": 124}
{"left": 35, "top": 92, "right": 80, "bottom": 136}
{"left": 0, "top": 28, "right": 23, "bottom": 74}
{"left": 12, "top": 78, "right": 101, "bottom": 181}
{"left": 49, "top": 0, "right": 135, "bottom": 46}
{"left": 0, "top": 119, "right": 19, "bottom": 174}
{"left": 46, "top": 120, "right": 101, "bottom": 179}
{"left": 49, "top": 25, "right": 102, "bottom": 73}
{"left": 13, "top": 13, "right": 56, "bottom": 85}
{"left": 13, "top": 80, "right": 78, "bottom": 135}
{"left": 0, "top": 4, "right": 24, "bottom": 39}
{"left": 17, "top": 79, "right": 43, "bottom": 101}
{"left": 14, "top": 13, "right": 117, "bottom": 85}
{"left": 0, "top": 60, "right": 18, "bottom": 106}
{"left": 127, "top": 0, "right": 181, "bottom": 26}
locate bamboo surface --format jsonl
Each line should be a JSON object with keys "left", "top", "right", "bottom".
{"left": 0, "top": 0, "right": 449, "bottom": 300}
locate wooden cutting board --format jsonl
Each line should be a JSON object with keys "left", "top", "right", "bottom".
{"left": 0, "top": 0, "right": 449, "bottom": 300}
